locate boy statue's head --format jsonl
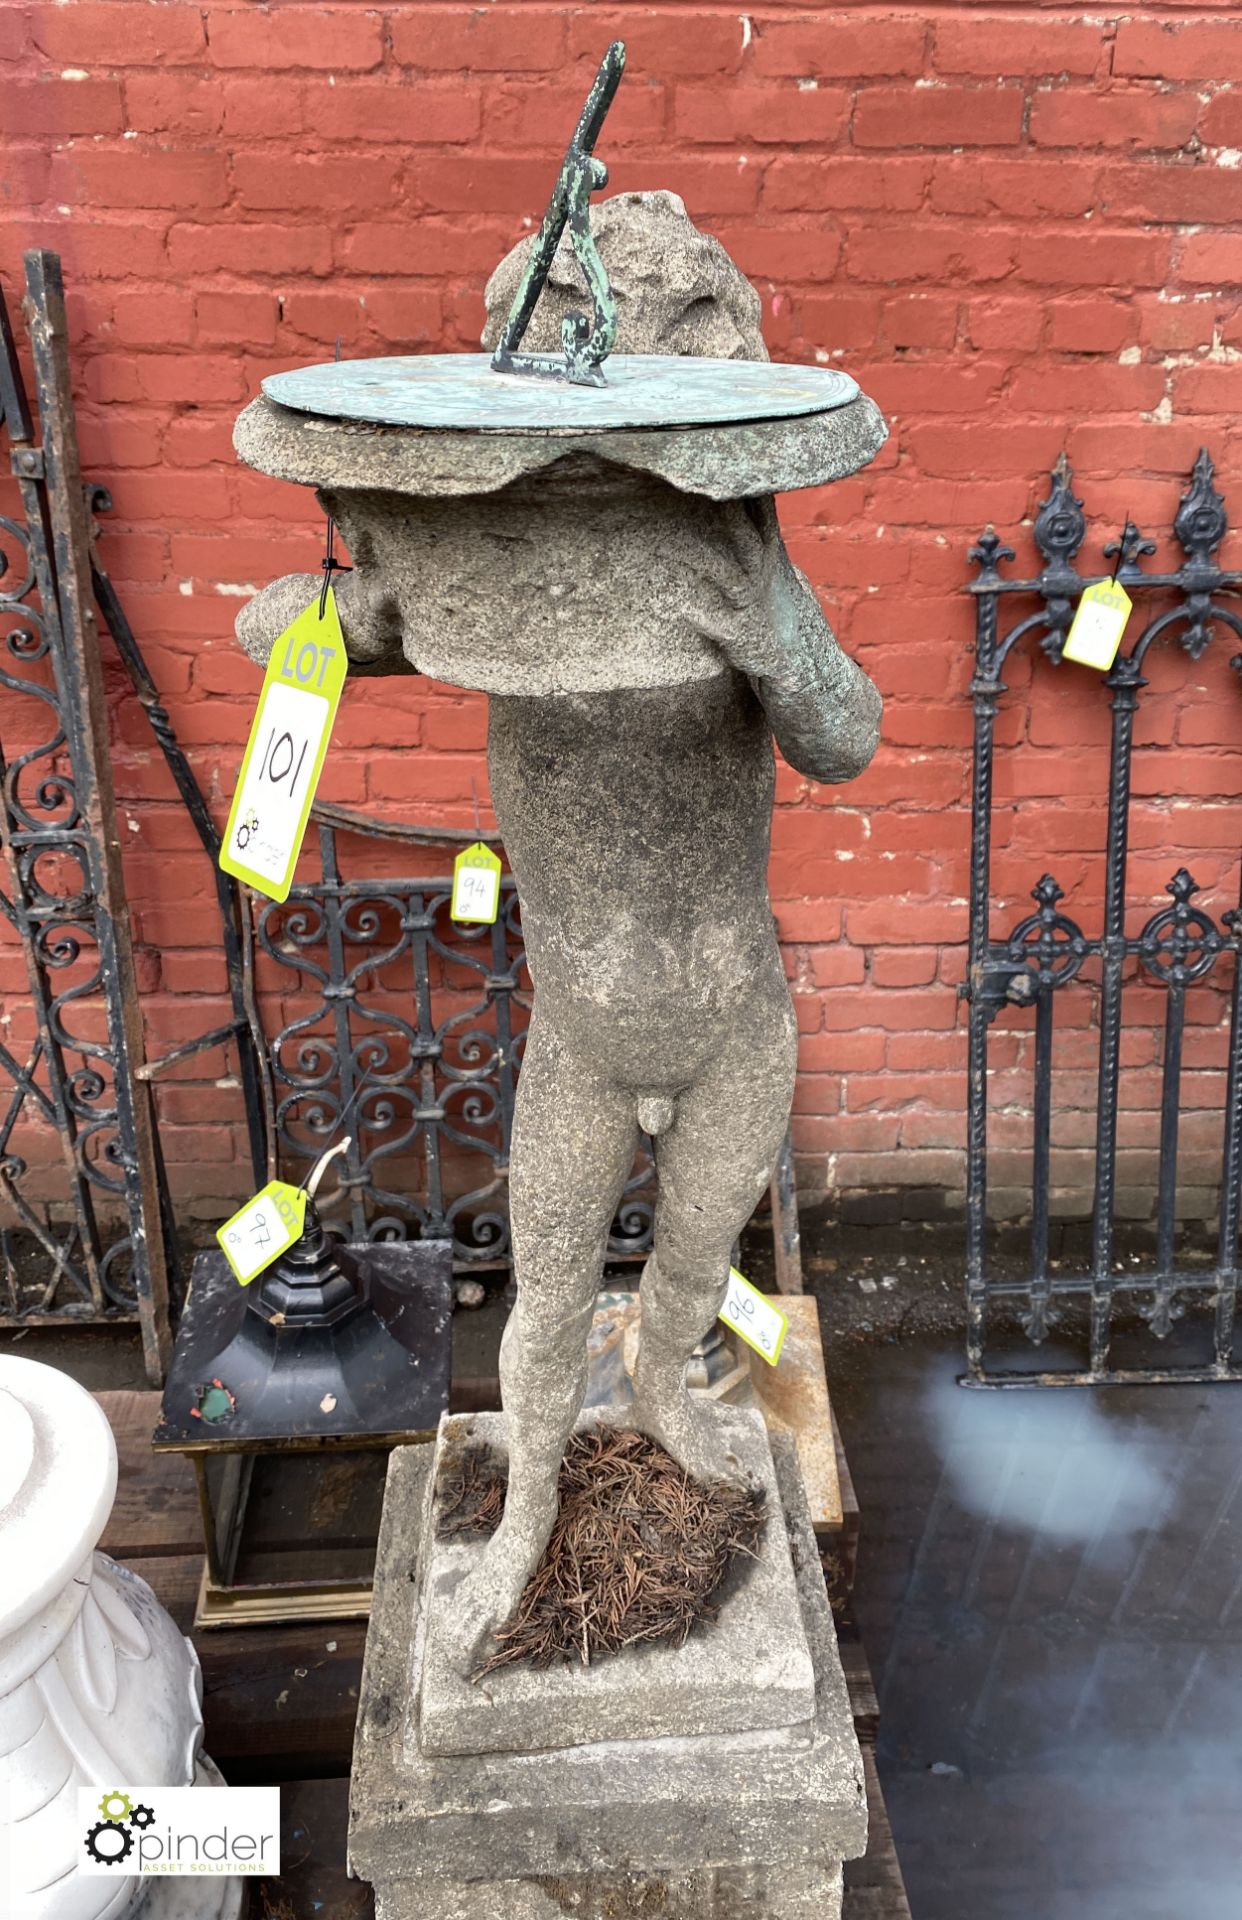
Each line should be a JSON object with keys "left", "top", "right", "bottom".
{"left": 482, "top": 189, "right": 768, "bottom": 365}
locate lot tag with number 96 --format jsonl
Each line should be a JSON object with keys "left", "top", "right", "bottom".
{"left": 217, "top": 1180, "right": 307, "bottom": 1285}
{"left": 719, "top": 1266, "right": 789, "bottom": 1366}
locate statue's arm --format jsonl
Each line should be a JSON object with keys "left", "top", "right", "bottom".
{"left": 704, "top": 498, "right": 881, "bottom": 784}
{"left": 234, "top": 564, "right": 410, "bottom": 676}
{"left": 752, "top": 556, "right": 882, "bottom": 783}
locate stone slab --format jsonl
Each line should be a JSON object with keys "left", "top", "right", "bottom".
{"left": 349, "top": 1430, "right": 866, "bottom": 1890}
{"left": 375, "top": 1859, "right": 843, "bottom": 1920}
{"left": 416, "top": 1405, "right": 816, "bottom": 1758}
{"left": 234, "top": 389, "right": 887, "bottom": 506}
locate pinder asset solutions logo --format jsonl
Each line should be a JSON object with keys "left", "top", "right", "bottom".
{"left": 77, "top": 1786, "right": 280, "bottom": 1877}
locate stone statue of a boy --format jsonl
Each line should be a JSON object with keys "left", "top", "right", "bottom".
{"left": 237, "top": 193, "right": 883, "bottom": 1671}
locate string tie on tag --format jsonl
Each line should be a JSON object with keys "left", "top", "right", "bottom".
{"left": 318, "top": 515, "right": 353, "bottom": 621}
{"left": 318, "top": 335, "right": 353, "bottom": 621}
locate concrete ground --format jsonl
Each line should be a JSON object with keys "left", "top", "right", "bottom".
{"left": 831, "top": 1326, "right": 1242, "bottom": 1920}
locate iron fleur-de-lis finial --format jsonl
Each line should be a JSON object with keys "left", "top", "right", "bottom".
{"left": 1174, "top": 447, "right": 1228, "bottom": 565}
{"left": 1032, "top": 453, "right": 1086, "bottom": 569}
{"left": 490, "top": 42, "right": 626, "bottom": 388}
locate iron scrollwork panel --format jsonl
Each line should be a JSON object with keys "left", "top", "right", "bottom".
{"left": 963, "top": 448, "right": 1242, "bottom": 1386}
{"left": 0, "top": 253, "right": 172, "bottom": 1374}
{"left": 255, "top": 813, "right": 656, "bottom": 1269}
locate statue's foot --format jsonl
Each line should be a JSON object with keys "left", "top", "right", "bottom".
{"left": 446, "top": 1503, "right": 557, "bottom": 1676}
{"left": 631, "top": 1376, "right": 746, "bottom": 1487}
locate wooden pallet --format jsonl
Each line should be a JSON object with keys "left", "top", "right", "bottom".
{"left": 98, "top": 1391, "right": 910, "bottom": 1917}
{"left": 840, "top": 1622, "right": 911, "bottom": 1920}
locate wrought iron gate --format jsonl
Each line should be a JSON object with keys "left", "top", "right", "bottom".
{"left": 0, "top": 250, "right": 268, "bottom": 1379}
{"left": 964, "top": 450, "right": 1242, "bottom": 1386}
{"left": 0, "top": 253, "right": 174, "bottom": 1376}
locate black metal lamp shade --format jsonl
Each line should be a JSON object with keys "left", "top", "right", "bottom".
{"left": 153, "top": 1215, "right": 452, "bottom": 1625}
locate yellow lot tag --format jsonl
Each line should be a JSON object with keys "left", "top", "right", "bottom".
{"left": 451, "top": 841, "right": 503, "bottom": 924}
{"left": 220, "top": 591, "right": 348, "bottom": 903}
{"left": 217, "top": 1180, "right": 307, "bottom": 1285}
{"left": 1063, "top": 579, "right": 1131, "bottom": 672}
{"left": 719, "top": 1267, "right": 789, "bottom": 1367}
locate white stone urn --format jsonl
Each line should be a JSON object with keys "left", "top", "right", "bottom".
{"left": 0, "top": 1357, "right": 241, "bottom": 1920}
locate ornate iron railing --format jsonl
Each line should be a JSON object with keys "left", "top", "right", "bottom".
{"left": 964, "top": 449, "right": 1242, "bottom": 1385}
{"left": 0, "top": 251, "right": 270, "bottom": 1378}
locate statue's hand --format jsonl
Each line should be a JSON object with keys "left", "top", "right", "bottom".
{"left": 698, "top": 498, "right": 819, "bottom": 687}
{"left": 702, "top": 499, "right": 883, "bottom": 784}
{"left": 235, "top": 574, "right": 319, "bottom": 667}
{"left": 235, "top": 571, "right": 410, "bottom": 675}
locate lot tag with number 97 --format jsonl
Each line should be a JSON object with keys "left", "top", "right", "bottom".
{"left": 217, "top": 1180, "right": 307, "bottom": 1285}
{"left": 719, "top": 1266, "right": 789, "bottom": 1366}
{"left": 219, "top": 591, "right": 348, "bottom": 903}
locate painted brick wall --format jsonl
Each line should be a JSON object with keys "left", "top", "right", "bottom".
{"left": 2, "top": 3, "right": 1241, "bottom": 1224}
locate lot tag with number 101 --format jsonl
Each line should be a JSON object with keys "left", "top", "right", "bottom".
{"left": 451, "top": 841, "right": 503, "bottom": 924}
{"left": 217, "top": 1180, "right": 307, "bottom": 1286}
{"left": 719, "top": 1267, "right": 789, "bottom": 1366}
{"left": 220, "top": 591, "right": 348, "bottom": 903}
{"left": 1062, "top": 579, "right": 1132, "bottom": 673}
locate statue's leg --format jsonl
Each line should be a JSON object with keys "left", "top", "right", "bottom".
{"left": 632, "top": 984, "right": 797, "bottom": 1483}
{"left": 447, "top": 1012, "right": 639, "bottom": 1671}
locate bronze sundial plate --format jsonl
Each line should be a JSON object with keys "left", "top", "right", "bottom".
{"left": 240, "top": 354, "right": 884, "bottom": 501}
{"left": 262, "top": 353, "right": 859, "bottom": 433}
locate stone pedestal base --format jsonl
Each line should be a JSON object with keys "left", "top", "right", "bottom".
{"left": 349, "top": 1414, "right": 865, "bottom": 1920}
{"left": 375, "top": 1859, "right": 843, "bottom": 1920}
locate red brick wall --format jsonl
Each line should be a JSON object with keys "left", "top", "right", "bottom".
{"left": 2, "top": 4, "right": 1241, "bottom": 1222}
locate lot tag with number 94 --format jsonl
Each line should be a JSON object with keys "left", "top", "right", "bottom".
{"left": 719, "top": 1266, "right": 789, "bottom": 1366}
{"left": 217, "top": 1180, "right": 307, "bottom": 1285}
{"left": 219, "top": 591, "right": 348, "bottom": 903}
{"left": 451, "top": 841, "right": 503, "bottom": 924}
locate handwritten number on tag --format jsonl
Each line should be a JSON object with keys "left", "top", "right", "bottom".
{"left": 719, "top": 1267, "right": 789, "bottom": 1366}
{"left": 217, "top": 1182, "right": 307, "bottom": 1286}
{"left": 220, "top": 591, "right": 348, "bottom": 904}
{"left": 451, "top": 842, "right": 503, "bottom": 924}
{"left": 259, "top": 725, "right": 309, "bottom": 798}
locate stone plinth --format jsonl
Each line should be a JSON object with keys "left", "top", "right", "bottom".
{"left": 374, "top": 1860, "right": 843, "bottom": 1920}
{"left": 349, "top": 1416, "right": 866, "bottom": 1920}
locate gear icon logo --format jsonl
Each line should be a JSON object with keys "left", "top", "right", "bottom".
{"left": 85, "top": 1821, "right": 134, "bottom": 1866}
{"left": 84, "top": 1789, "right": 156, "bottom": 1867}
